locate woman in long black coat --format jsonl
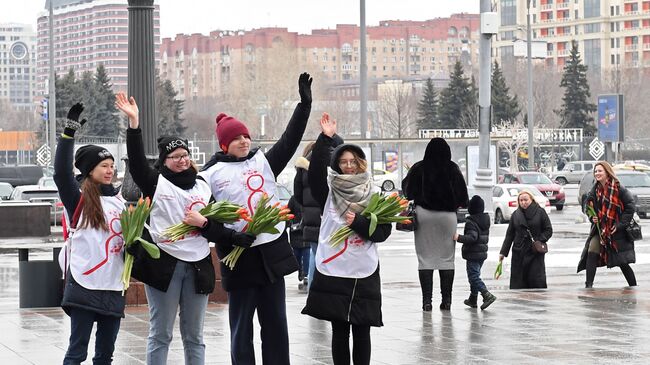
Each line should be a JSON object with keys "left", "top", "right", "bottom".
{"left": 499, "top": 190, "right": 553, "bottom": 289}
{"left": 577, "top": 161, "right": 637, "bottom": 288}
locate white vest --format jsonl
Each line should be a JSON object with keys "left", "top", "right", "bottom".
{"left": 149, "top": 174, "right": 212, "bottom": 262}
{"left": 69, "top": 195, "right": 125, "bottom": 291}
{"left": 199, "top": 150, "right": 284, "bottom": 247}
{"left": 315, "top": 194, "right": 379, "bottom": 279}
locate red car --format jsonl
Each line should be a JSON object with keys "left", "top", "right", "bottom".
{"left": 501, "top": 172, "right": 566, "bottom": 210}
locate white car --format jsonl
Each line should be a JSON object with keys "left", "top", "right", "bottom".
{"left": 372, "top": 169, "right": 400, "bottom": 191}
{"left": 492, "top": 184, "right": 551, "bottom": 224}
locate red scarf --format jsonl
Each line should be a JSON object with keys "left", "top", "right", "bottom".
{"left": 595, "top": 178, "right": 623, "bottom": 263}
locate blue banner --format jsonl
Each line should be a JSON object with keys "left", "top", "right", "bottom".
{"left": 597, "top": 95, "right": 621, "bottom": 142}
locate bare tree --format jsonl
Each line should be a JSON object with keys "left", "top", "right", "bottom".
{"left": 377, "top": 80, "right": 417, "bottom": 138}
{"left": 494, "top": 119, "right": 528, "bottom": 172}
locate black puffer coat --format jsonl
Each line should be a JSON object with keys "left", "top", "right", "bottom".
{"left": 457, "top": 213, "right": 490, "bottom": 261}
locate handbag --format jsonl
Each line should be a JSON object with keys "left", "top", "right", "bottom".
{"left": 625, "top": 217, "right": 642, "bottom": 241}
{"left": 396, "top": 202, "right": 417, "bottom": 232}
{"left": 526, "top": 228, "right": 548, "bottom": 254}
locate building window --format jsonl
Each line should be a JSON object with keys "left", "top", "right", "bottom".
{"left": 500, "top": 0, "right": 517, "bottom": 26}
{"left": 583, "top": 39, "right": 601, "bottom": 73}
{"left": 584, "top": 0, "right": 600, "bottom": 18}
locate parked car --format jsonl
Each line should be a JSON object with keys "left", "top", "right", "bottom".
{"left": 38, "top": 176, "right": 56, "bottom": 188}
{"left": 550, "top": 160, "right": 596, "bottom": 185}
{"left": 373, "top": 169, "right": 399, "bottom": 192}
{"left": 0, "top": 165, "right": 45, "bottom": 187}
{"left": 501, "top": 172, "right": 566, "bottom": 210}
{"left": 0, "top": 182, "right": 13, "bottom": 200}
{"left": 492, "top": 184, "right": 552, "bottom": 224}
{"left": 578, "top": 170, "right": 650, "bottom": 217}
{"left": 9, "top": 185, "right": 62, "bottom": 224}
{"left": 276, "top": 184, "right": 292, "bottom": 206}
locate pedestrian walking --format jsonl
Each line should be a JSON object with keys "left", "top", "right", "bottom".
{"left": 116, "top": 92, "right": 228, "bottom": 364}
{"left": 499, "top": 190, "right": 553, "bottom": 289}
{"left": 302, "top": 113, "right": 392, "bottom": 365}
{"left": 454, "top": 195, "right": 496, "bottom": 310}
{"left": 199, "top": 72, "right": 312, "bottom": 365}
{"left": 54, "top": 103, "right": 125, "bottom": 365}
{"left": 401, "top": 137, "right": 468, "bottom": 311}
{"left": 577, "top": 161, "right": 637, "bottom": 288}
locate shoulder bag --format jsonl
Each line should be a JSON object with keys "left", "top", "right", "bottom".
{"left": 526, "top": 227, "right": 548, "bottom": 254}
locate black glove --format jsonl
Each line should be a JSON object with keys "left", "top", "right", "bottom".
{"left": 64, "top": 103, "right": 87, "bottom": 137}
{"left": 231, "top": 232, "right": 256, "bottom": 249}
{"left": 125, "top": 241, "right": 143, "bottom": 258}
{"left": 298, "top": 72, "right": 312, "bottom": 104}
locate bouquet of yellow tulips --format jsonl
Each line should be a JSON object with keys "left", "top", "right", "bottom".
{"left": 120, "top": 197, "right": 160, "bottom": 294}
{"left": 162, "top": 201, "right": 249, "bottom": 242}
{"left": 329, "top": 192, "right": 411, "bottom": 247}
{"left": 221, "top": 193, "right": 293, "bottom": 270}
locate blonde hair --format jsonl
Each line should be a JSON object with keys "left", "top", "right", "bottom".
{"left": 517, "top": 189, "right": 537, "bottom": 204}
{"left": 303, "top": 142, "right": 315, "bottom": 158}
{"left": 594, "top": 161, "right": 618, "bottom": 182}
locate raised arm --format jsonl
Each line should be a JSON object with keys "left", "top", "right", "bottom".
{"left": 265, "top": 73, "right": 312, "bottom": 176}
{"left": 53, "top": 103, "right": 86, "bottom": 217}
{"left": 308, "top": 113, "right": 338, "bottom": 209}
{"left": 116, "top": 92, "right": 159, "bottom": 198}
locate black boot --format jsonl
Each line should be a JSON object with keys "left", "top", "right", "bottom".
{"left": 463, "top": 294, "right": 478, "bottom": 308}
{"left": 480, "top": 290, "right": 497, "bottom": 310}
{"left": 585, "top": 252, "right": 599, "bottom": 288}
{"left": 439, "top": 270, "right": 454, "bottom": 310}
{"left": 620, "top": 264, "right": 637, "bottom": 286}
{"left": 418, "top": 270, "right": 433, "bottom": 311}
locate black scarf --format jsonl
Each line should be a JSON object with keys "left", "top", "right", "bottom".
{"left": 160, "top": 166, "right": 197, "bottom": 190}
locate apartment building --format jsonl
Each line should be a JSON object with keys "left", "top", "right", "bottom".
{"left": 160, "top": 14, "right": 480, "bottom": 101}
{"left": 0, "top": 23, "right": 37, "bottom": 111}
{"left": 36, "top": 0, "right": 160, "bottom": 94}
{"left": 494, "top": 0, "right": 650, "bottom": 73}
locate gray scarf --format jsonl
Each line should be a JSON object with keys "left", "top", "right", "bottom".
{"left": 327, "top": 169, "right": 374, "bottom": 217}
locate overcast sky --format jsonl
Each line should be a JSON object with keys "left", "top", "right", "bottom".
{"left": 2, "top": 0, "right": 479, "bottom": 37}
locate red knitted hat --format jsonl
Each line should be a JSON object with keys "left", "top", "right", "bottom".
{"left": 215, "top": 113, "right": 250, "bottom": 150}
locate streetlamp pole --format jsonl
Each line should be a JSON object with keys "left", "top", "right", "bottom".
{"left": 475, "top": 0, "right": 497, "bottom": 216}
{"left": 527, "top": 0, "right": 535, "bottom": 170}
{"left": 359, "top": 0, "right": 368, "bottom": 139}
{"left": 48, "top": 1, "right": 56, "bottom": 166}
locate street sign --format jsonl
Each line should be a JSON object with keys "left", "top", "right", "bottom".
{"left": 37, "top": 144, "right": 51, "bottom": 166}
{"left": 589, "top": 138, "right": 605, "bottom": 160}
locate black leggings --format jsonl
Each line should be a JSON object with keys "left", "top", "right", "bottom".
{"left": 331, "top": 320, "right": 371, "bottom": 365}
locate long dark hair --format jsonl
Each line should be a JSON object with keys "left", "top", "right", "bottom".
{"left": 78, "top": 178, "right": 108, "bottom": 231}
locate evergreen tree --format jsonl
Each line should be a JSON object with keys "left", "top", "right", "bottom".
{"left": 491, "top": 61, "right": 521, "bottom": 123}
{"left": 438, "top": 61, "right": 473, "bottom": 128}
{"left": 416, "top": 78, "right": 438, "bottom": 129}
{"left": 555, "top": 41, "right": 597, "bottom": 134}
{"left": 156, "top": 75, "right": 186, "bottom": 136}
{"left": 91, "top": 64, "right": 120, "bottom": 138}
{"left": 461, "top": 75, "right": 479, "bottom": 128}
{"left": 55, "top": 69, "right": 80, "bottom": 121}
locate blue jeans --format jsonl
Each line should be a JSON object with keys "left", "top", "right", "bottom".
{"left": 293, "top": 247, "right": 310, "bottom": 280}
{"left": 144, "top": 261, "right": 209, "bottom": 365}
{"left": 466, "top": 260, "right": 487, "bottom": 295}
{"left": 228, "top": 278, "right": 289, "bottom": 365}
{"left": 307, "top": 242, "right": 318, "bottom": 290}
{"left": 63, "top": 307, "right": 121, "bottom": 365}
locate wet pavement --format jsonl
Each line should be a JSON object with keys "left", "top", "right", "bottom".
{"left": 2, "top": 218, "right": 650, "bottom": 364}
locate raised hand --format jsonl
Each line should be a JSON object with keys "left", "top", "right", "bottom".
{"left": 298, "top": 72, "right": 312, "bottom": 104}
{"left": 320, "top": 112, "right": 336, "bottom": 137}
{"left": 115, "top": 92, "right": 139, "bottom": 129}
{"left": 63, "top": 103, "right": 87, "bottom": 137}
